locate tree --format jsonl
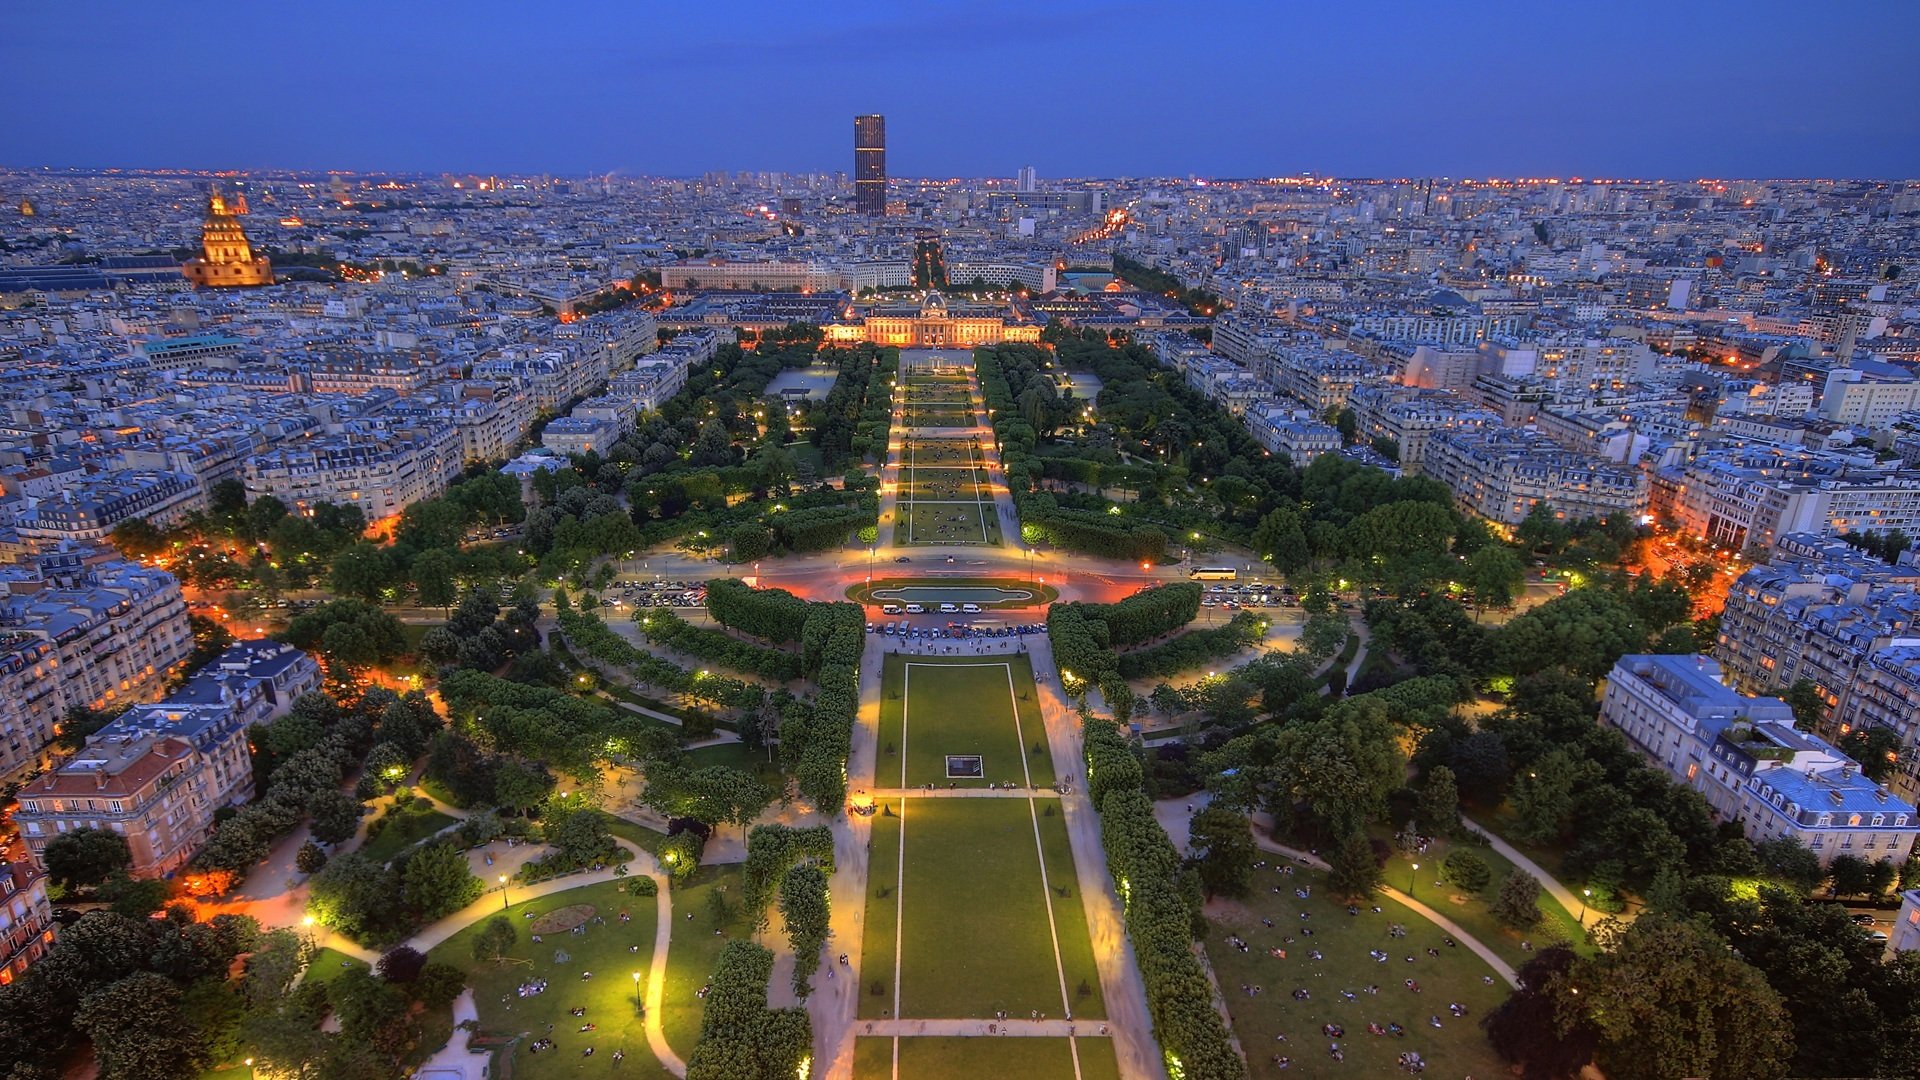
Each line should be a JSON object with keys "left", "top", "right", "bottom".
{"left": 1443, "top": 849, "right": 1491, "bottom": 894}
{"left": 295, "top": 842, "right": 328, "bottom": 874}
{"left": 328, "top": 542, "right": 397, "bottom": 602}
{"left": 777, "top": 866, "right": 830, "bottom": 997}
{"left": 1828, "top": 853, "right": 1874, "bottom": 898}
{"left": 42, "top": 828, "right": 131, "bottom": 889}
{"left": 308, "top": 790, "right": 365, "bottom": 846}
{"left": 409, "top": 548, "right": 458, "bottom": 611}
{"left": 1491, "top": 869, "right": 1543, "bottom": 929}
{"left": 1483, "top": 945, "right": 1600, "bottom": 1079}
{"left": 401, "top": 843, "right": 483, "bottom": 922}
{"left": 1755, "top": 835, "right": 1825, "bottom": 893}
{"left": 471, "top": 915, "right": 517, "bottom": 963}
{"left": 1465, "top": 546, "right": 1525, "bottom": 611}
{"left": 1251, "top": 507, "right": 1311, "bottom": 576}
{"left": 307, "top": 853, "right": 390, "bottom": 941}
{"left": 108, "top": 517, "right": 167, "bottom": 559}
{"left": 376, "top": 945, "right": 428, "bottom": 983}
{"left": 1327, "top": 831, "right": 1381, "bottom": 899}
{"left": 1187, "top": 806, "right": 1254, "bottom": 899}
{"left": 75, "top": 972, "right": 210, "bottom": 1080}
{"left": 1838, "top": 724, "right": 1902, "bottom": 783}
{"left": 1574, "top": 915, "right": 1793, "bottom": 1080}
{"left": 1416, "top": 765, "right": 1460, "bottom": 835}
{"left": 98, "top": 872, "right": 172, "bottom": 919}
{"left": 1781, "top": 679, "right": 1826, "bottom": 730}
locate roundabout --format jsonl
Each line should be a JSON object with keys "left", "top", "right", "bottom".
{"left": 846, "top": 577, "right": 1059, "bottom": 609}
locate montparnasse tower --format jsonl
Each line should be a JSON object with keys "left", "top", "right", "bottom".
{"left": 183, "top": 188, "right": 273, "bottom": 287}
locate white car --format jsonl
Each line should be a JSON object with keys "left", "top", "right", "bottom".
{"left": 905, "top": 604, "right": 925, "bottom": 614}
{"left": 939, "top": 603, "right": 959, "bottom": 613}
{"left": 962, "top": 603, "right": 982, "bottom": 613}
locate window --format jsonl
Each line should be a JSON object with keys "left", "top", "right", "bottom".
{"left": 1874, "top": 814, "right": 1886, "bottom": 827}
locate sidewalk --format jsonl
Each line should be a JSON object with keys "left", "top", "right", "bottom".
{"left": 1462, "top": 813, "right": 1614, "bottom": 930}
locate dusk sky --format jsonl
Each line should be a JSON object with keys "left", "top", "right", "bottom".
{"left": 10, "top": 0, "right": 1920, "bottom": 178}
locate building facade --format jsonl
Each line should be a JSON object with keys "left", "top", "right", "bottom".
{"left": 1601, "top": 654, "right": 1919, "bottom": 866}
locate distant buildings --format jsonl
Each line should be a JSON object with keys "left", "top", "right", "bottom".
{"left": 1601, "top": 654, "right": 1919, "bottom": 867}
{"left": 15, "top": 640, "right": 320, "bottom": 880}
{"left": 241, "top": 426, "right": 463, "bottom": 522}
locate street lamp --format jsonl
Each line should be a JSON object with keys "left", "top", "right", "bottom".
{"left": 244, "top": 1058, "right": 256, "bottom": 1080}
{"left": 1580, "top": 888, "right": 1591, "bottom": 924}
{"left": 633, "top": 971, "right": 644, "bottom": 1016}
{"left": 1409, "top": 862, "right": 1419, "bottom": 900}
{"left": 498, "top": 874, "right": 510, "bottom": 911}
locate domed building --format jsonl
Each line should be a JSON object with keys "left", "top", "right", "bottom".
{"left": 183, "top": 190, "right": 273, "bottom": 288}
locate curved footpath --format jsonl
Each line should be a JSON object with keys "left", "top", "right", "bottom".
{"left": 1461, "top": 813, "right": 1613, "bottom": 930}
{"left": 311, "top": 839, "right": 686, "bottom": 1077}
{"left": 1239, "top": 827, "right": 1519, "bottom": 989}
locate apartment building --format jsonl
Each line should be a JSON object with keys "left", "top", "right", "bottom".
{"left": 0, "top": 553, "right": 193, "bottom": 779}
{"left": 1601, "top": 654, "right": 1919, "bottom": 866}
{"left": 1833, "top": 646, "right": 1920, "bottom": 805}
{"left": 242, "top": 425, "right": 463, "bottom": 521}
{"left": 0, "top": 863, "right": 53, "bottom": 985}
{"left": 15, "top": 471, "right": 202, "bottom": 542}
{"left": 1419, "top": 428, "right": 1648, "bottom": 525}
{"left": 14, "top": 640, "right": 320, "bottom": 880}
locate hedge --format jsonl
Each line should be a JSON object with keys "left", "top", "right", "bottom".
{"left": 1084, "top": 717, "right": 1246, "bottom": 1079}
{"left": 684, "top": 941, "right": 813, "bottom": 1080}
{"left": 639, "top": 608, "right": 804, "bottom": 682}
{"left": 556, "top": 608, "right": 764, "bottom": 711}
{"left": 1115, "top": 610, "right": 1266, "bottom": 680}
{"left": 706, "top": 578, "right": 812, "bottom": 645}
{"left": 1046, "top": 582, "right": 1204, "bottom": 688}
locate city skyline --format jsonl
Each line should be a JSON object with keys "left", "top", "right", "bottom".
{"left": 8, "top": 0, "right": 1920, "bottom": 178}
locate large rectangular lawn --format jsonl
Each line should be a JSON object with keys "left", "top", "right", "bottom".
{"left": 877, "top": 656, "right": 1053, "bottom": 789}
{"left": 853, "top": 1036, "right": 1121, "bottom": 1080}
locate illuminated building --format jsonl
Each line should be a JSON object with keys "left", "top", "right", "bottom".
{"left": 0, "top": 863, "right": 53, "bottom": 984}
{"left": 15, "top": 199, "right": 33, "bottom": 218}
{"left": 824, "top": 291, "right": 1041, "bottom": 349}
{"left": 854, "top": 114, "right": 886, "bottom": 216}
{"left": 182, "top": 190, "right": 273, "bottom": 288}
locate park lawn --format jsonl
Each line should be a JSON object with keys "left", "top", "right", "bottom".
{"left": 878, "top": 655, "right": 1054, "bottom": 789}
{"left": 428, "top": 878, "right": 667, "bottom": 1080}
{"left": 1203, "top": 864, "right": 1510, "bottom": 1080}
{"left": 685, "top": 740, "right": 786, "bottom": 792}
{"left": 853, "top": 1036, "right": 1121, "bottom": 1080}
{"left": 899, "top": 467, "right": 990, "bottom": 501}
{"left": 605, "top": 816, "right": 669, "bottom": 859}
{"left": 1376, "top": 835, "right": 1593, "bottom": 968}
{"left": 900, "top": 502, "right": 998, "bottom": 546}
{"left": 895, "top": 799, "right": 1084, "bottom": 1019}
{"left": 901, "top": 437, "right": 986, "bottom": 463}
{"left": 303, "top": 946, "right": 370, "bottom": 985}
{"left": 360, "top": 800, "right": 458, "bottom": 865}
{"left": 903, "top": 406, "right": 977, "bottom": 428}
{"left": 1032, "top": 804, "right": 1106, "bottom": 1020}
{"left": 858, "top": 805, "right": 903, "bottom": 1020}
{"left": 659, "top": 864, "right": 748, "bottom": 1064}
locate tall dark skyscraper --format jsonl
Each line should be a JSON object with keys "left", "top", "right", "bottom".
{"left": 854, "top": 113, "right": 886, "bottom": 216}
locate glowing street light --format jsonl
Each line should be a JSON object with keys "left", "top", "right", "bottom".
{"left": 1409, "top": 862, "right": 1420, "bottom": 900}
{"left": 499, "top": 874, "right": 510, "bottom": 911}
{"left": 633, "top": 970, "right": 644, "bottom": 1016}
{"left": 1580, "top": 887, "right": 1591, "bottom": 923}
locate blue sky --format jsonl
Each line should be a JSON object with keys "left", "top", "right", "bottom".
{"left": 7, "top": 0, "right": 1918, "bottom": 177}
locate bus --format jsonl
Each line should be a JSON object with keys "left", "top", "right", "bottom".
{"left": 1189, "top": 567, "right": 1238, "bottom": 581}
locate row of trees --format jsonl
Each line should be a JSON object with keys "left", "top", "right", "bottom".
{"left": 809, "top": 343, "right": 898, "bottom": 466}
{"left": 1083, "top": 717, "right": 1244, "bottom": 1079}
{"left": 639, "top": 608, "right": 805, "bottom": 681}
{"left": 1048, "top": 582, "right": 1204, "bottom": 693}
{"left": 684, "top": 942, "right": 813, "bottom": 1080}
{"left": 1115, "top": 610, "right": 1267, "bottom": 680}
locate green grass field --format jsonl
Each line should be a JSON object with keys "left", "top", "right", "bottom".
{"left": 1204, "top": 863, "right": 1511, "bottom": 1079}
{"left": 359, "top": 799, "right": 457, "bottom": 865}
{"left": 900, "top": 501, "right": 999, "bottom": 545}
{"left": 429, "top": 879, "right": 666, "bottom": 1080}
{"left": 900, "top": 437, "right": 985, "bottom": 464}
{"left": 898, "top": 466, "right": 990, "bottom": 501}
{"left": 902, "top": 405, "right": 976, "bottom": 428}
{"left": 659, "top": 864, "right": 748, "bottom": 1063}
{"left": 1376, "top": 834, "right": 1592, "bottom": 967}
{"left": 302, "top": 946, "right": 370, "bottom": 985}
{"left": 852, "top": 1036, "right": 1121, "bottom": 1080}
{"left": 877, "top": 655, "right": 1053, "bottom": 789}
{"left": 862, "top": 798, "right": 1100, "bottom": 1021}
